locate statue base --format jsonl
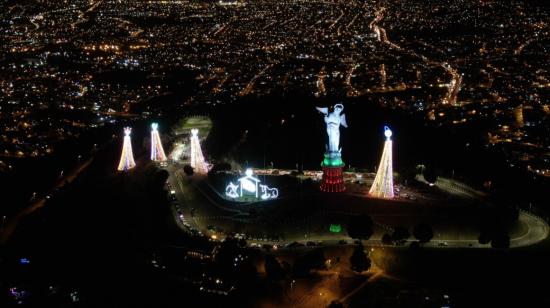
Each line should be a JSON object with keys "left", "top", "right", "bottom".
{"left": 320, "top": 152, "right": 345, "bottom": 193}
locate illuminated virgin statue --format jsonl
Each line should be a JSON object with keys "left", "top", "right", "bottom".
{"left": 316, "top": 104, "right": 348, "bottom": 153}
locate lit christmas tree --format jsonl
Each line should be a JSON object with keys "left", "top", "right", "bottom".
{"left": 190, "top": 129, "right": 208, "bottom": 174}
{"left": 150, "top": 123, "right": 167, "bottom": 162}
{"left": 369, "top": 126, "right": 394, "bottom": 199}
{"left": 117, "top": 127, "right": 136, "bottom": 171}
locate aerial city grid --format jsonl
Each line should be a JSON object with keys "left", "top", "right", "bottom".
{"left": 1, "top": 0, "right": 550, "bottom": 307}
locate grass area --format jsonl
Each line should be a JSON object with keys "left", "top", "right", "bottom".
{"left": 368, "top": 238, "right": 550, "bottom": 306}
{"left": 173, "top": 115, "right": 213, "bottom": 138}
{"left": 175, "top": 171, "right": 535, "bottom": 245}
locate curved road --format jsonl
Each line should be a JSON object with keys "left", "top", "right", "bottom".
{"left": 168, "top": 168, "right": 549, "bottom": 250}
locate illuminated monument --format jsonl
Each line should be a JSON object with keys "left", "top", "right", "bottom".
{"left": 369, "top": 126, "right": 394, "bottom": 199}
{"left": 190, "top": 129, "right": 208, "bottom": 174}
{"left": 317, "top": 104, "right": 348, "bottom": 192}
{"left": 150, "top": 123, "right": 167, "bottom": 162}
{"left": 117, "top": 127, "right": 136, "bottom": 171}
{"left": 225, "top": 168, "right": 279, "bottom": 200}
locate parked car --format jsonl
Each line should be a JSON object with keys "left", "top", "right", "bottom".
{"left": 286, "top": 242, "right": 304, "bottom": 248}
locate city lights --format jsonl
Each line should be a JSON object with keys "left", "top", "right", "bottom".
{"left": 3, "top": 1, "right": 550, "bottom": 306}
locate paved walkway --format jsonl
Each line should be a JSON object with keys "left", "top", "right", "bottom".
{"left": 168, "top": 168, "right": 549, "bottom": 250}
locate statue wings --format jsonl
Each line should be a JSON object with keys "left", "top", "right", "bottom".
{"left": 316, "top": 107, "right": 328, "bottom": 115}
{"left": 340, "top": 114, "right": 348, "bottom": 127}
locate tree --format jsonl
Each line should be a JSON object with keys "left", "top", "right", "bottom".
{"left": 423, "top": 166, "right": 438, "bottom": 184}
{"left": 391, "top": 227, "right": 410, "bottom": 241}
{"left": 478, "top": 230, "right": 491, "bottom": 245}
{"left": 413, "top": 223, "right": 433, "bottom": 244}
{"left": 409, "top": 241, "right": 420, "bottom": 250}
{"left": 209, "top": 162, "right": 231, "bottom": 174}
{"left": 491, "top": 229, "right": 510, "bottom": 249}
{"left": 381, "top": 233, "right": 393, "bottom": 245}
{"left": 215, "top": 237, "right": 240, "bottom": 266}
{"left": 292, "top": 248, "right": 326, "bottom": 277}
{"left": 156, "top": 169, "right": 169, "bottom": 184}
{"left": 350, "top": 244, "right": 371, "bottom": 273}
{"left": 477, "top": 206, "right": 515, "bottom": 248}
{"left": 347, "top": 215, "right": 374, "bottom": 240}
{"left": 328, "top": 300, "right": 345, "bottom": 308}
{"left": 507, "top": 207, "right": 519, "bottom": 222}
{"left": 281, "top": 261, "right": 292, "bottom": 277}
{"left": 183, "top": 164, "right": 194, "bottom": 176}
{"left": 214, "top": 237, "right": 259, "bottom": 286}
{"left": 238, "top": 238, "right": 247, "bottom": 248}
{"left": 401, "top": 165, "right": 421, "bottom": 184}
{"left": 264, "top": 254, "right": 285, "bottom": 281}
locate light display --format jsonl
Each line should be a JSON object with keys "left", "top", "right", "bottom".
{"left": 117, "top": 127, "right": 136, "bottom": 171}
{"left": 150, "top": 123, "right": 167, "bottom": 162}
{"left": 329, "top": 224, "right": 342, "bottom": 233}
{"left": 225, "top": 182, "right": 239, "bottom": 198}
{"left": 190, "top": 128, "right": 209, "bottom": 174}
{"left": 169, "top": 142, "right": 185, "bottom": 161}
{"left": 369, "top": 126, "right": 394, "bottom": 199}
{"left": 225, "top": 168, "right": 278, "bottom": 200}
{"left": 317, "top": 104, "right": 348, "bottom": 192}
{"left": 316, "top": 104, "right": 348, "bottom": 153}
{"left": 260, "top": 184, "right": 279, "bottom": 200}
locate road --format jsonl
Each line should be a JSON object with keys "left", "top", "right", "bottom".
{"left": 239, "top": 63, "right": 274, "bottom": 96}
{"left": 415, "top": 174, "right": 487, "bottom": 200}
{"left": 0, "top": 157, "right": 94, "bottom": 245}
{"left": 370, "top": 6, "right": 463, "bottom": 106}
{"left": 167, "top": 166, "right": 549, "bottom": 250}
{"left": 71, "top": 0, "right": 103, "bottom": 29}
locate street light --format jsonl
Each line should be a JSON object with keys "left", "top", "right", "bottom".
{"left": 290, "top": 280, "right": 296, "bottom": 308}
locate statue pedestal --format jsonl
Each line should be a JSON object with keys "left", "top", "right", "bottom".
{"left": 320, "top": 152, "right": 345, "bottom": 193}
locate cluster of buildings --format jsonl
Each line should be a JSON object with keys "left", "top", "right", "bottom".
{"left": 1, "top": 0, "right": 549, "bottom": 178}
{"left": 379, "top": 0, "right": 550, "bottom": 177}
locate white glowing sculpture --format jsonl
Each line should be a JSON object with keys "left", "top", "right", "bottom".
{"left": 169, "top": 142, "right": 185, "bottom": 161}
{"left": 225, "top": 168, "right": 279, "bottom": 200}
{"left": 240, "top": 169, "right": 259, "bottom": 197}
{"left": 150, "top": 123, "right": 167, "bottom": 162}
{"left": 316, "top": 104, "right": 348, "bottom": 153}
{"left": 369, "top": 126, "right": 394, "bottom": 199}
{"left": 190, "top": 128, "right": 208, "bottom": 174}
{"left": 260, "top": 184, "right": 279, "bottom": 200}
{"left": 117, "top": 127, "right": 136, "bottom": 171}
{"left": 225, "top": 182, "right": 239, "bottom": 198}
